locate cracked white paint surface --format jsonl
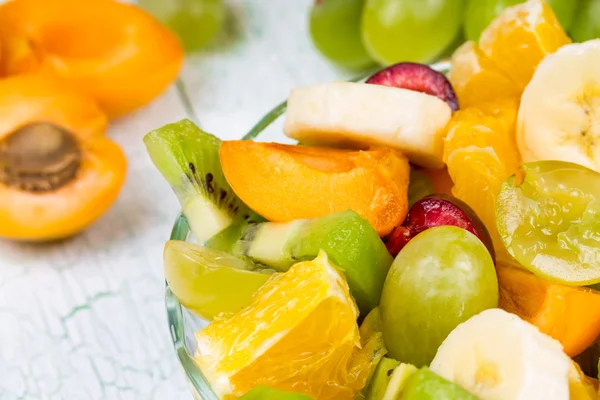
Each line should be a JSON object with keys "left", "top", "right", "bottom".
{"left": 0, "top": 1, "right": 355, "bottom": 398}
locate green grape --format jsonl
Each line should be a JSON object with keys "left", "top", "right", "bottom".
{"left": 164, "top": 240, "right": 273, "bottom": 320}
{"left": 361, "top": 0, "right": 464, "bottom": 65}
{"left": 464, "top": 0, "right": 579, "bottom": 41}
{"left": 379, "top": 226, "right": 498, "bottom": 367}
{"left": 496, "top": 161, "right": 600, "bottom": 286}
{"left": 139, "top": 0, "right": 224, "bottom": 52}
{"left": 309, "top": 0, "right": 374, "bottom": 69}
{"left": 570, "top": 0, "right": 600, "bottom": 42}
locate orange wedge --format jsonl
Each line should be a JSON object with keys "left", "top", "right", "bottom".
{"left": 449, "top": 41, "right": 519, "bottom": 108}
{"left": 194, "top": 251, "right": 369, "bottom": 400}
{"left": 497, "top": 263, "right": 600, "bottom": 357}
{"left": 442, "top": 100, "right": 520, "bottom": 257}
{"left": 479, "top": 0, "right": 571, "bottom": 89}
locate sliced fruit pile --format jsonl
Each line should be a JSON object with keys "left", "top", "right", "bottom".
{"left": 145, "top": 1, "right": 600, "bottom": 398}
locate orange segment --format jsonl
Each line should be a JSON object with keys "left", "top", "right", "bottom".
{"left": 194, "top": 251, "right": 368, "bottom": 400}
{"left": 442, "top": 100, "right": 521, "bottom": 256}
{"left": 478, "top": 0, "right": 571, "bottom": 89}
{"left": 220, "top": 141, "right": 410, "bottom": 237}
{"left": 449, "top": 41, "right": 520, "bottom": 108}
{"left": 497, "top": 263, "right": 600, "bottom": 357}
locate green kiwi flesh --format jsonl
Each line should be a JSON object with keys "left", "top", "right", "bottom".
{"left": 144, "top": 119, "right": 261, "bottom": 243}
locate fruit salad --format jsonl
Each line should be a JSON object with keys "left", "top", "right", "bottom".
{"left": 144, "top": 1, "right": 600, "bottom": 399}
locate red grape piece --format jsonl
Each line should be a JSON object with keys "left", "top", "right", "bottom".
{"left": 366, "top": 62, "right": 459, "bottom": 112}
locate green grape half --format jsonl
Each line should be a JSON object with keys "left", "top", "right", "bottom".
{"left": 139, "top": 0, "right": 224, "bottom": 52}
{"left": 464, "top": 0, "right": 579, "bottom": 41}
{"left": 570, "top": 0, "right": 600, "bottom": 42}
{"left": 164, "top": 240, "right": 273, "bottom": 320}
{"left": 496, "top": 161, "right": 600, "bottom": 286}
{"left": 309, "top": 0, "right": 374, "bottom": 70}
{"left": 379, "top": 226, "right": 498, "bottom": 367}
{"left": 361, "top": 0, "right": 464, "bottom": 65}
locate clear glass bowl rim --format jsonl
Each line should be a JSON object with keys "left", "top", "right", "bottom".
{"left": 166, "top": 61, "right": 451, "bottom": 399}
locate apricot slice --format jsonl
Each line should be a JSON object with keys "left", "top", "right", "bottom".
{"left": 0, "top": 74, "right": 126, "bottom": 240}
{"left": 0, "top": 0, "right": 183, "bottom": 118}
{"left": 220, "top": 141, "right": 410, "bottom": 237}
{"left": 497, "top": 262, "right": 600, "bottom": 357}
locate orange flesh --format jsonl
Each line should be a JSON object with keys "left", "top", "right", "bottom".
{"left": 0, "top": 74, "right": 126, "bottom": 240}
{"left": 498, "top": 263, "right": 600, "bottom": 357}
{"left": 0, "top": 0, "right": 183, "bottom": 118}
{"left": 220, "top": 142, "right": 410, "bottom": 237}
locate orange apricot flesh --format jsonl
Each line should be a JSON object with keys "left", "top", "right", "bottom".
{"left": 0, "top": 0, "right": 183, "bottom": 118}
{"left": 497, "top": 263, "right": 600, "bottom": 357}
{"left": 220, "top": 141, "right": 410, "bottom": 237}
{"left": 0, "top": 74, "right": 126, "bottom": 241}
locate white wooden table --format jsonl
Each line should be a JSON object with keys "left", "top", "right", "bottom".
{"left": 0, "top": 1, "right": 355, "bottom": 398}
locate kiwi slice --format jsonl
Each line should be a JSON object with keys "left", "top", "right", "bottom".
{"left": 365, "top": 357, "right": 401, "bottom": 400}
{"left": 144, "top": 119, "right": 262, "bottom": 243}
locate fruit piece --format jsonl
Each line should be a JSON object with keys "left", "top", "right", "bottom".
{"left": 449, "top": 41, "right": 520, "bottom": 108}
{"left": 144, "top": 119, "right": 261, "bottom": 244}
{"left": 497, "top": 262, "right": 600, "bottom": 356}
{"left": 383, "top": 364, "right": 418, "bottom": 400}
{"left": 0, "top": 74, "right": 126, "bottom": 241}
{"left": 568, "top": 361, "right": 599, "bottom": 400}
{"left": 380, "top": 226, "right": 498, "bottom": 367}
{"left": 220, "top": 141, "right": 410, "bottom": 236}
{"left": 139, "top": 0, "right": 224, "bottom": 52}
{"left": 570, "top": 0, "right": 600, "bottom": 42}
{"left": 399, "top": 367, "right": 478, "bottom": 400}
{"left": 422, "top": 167, "right": 453, "bottom": 195}
{"left": 358, "top": 308, "right": 387, "bottom": 393}
{"left": 496, "top": 160, "right": 600, "bottom": 285}
{"left": 0, "top": 0, "right": 184, "bottom": 117}
{"left": 234, "top": 210, "right": 392, "bottom": 313}
{"left": 239, "top": 386, "right": 314, "bottom": 399}
{"left": 309, "top": 0, "right": 373, "bottom": 69}
{"left": 478, "top": 0, "right": 571, "bottom": 89}
{"left": 385, "top": 194, "right": 495, "bottom": 258}
{"left": 283, "top": 82, "right": 452, "bottom": 168}
{"left": 366, "top": 62, "right": 459, "bottom": 112}
{"left": 464, "top": 0, "right": 578, "bottom": 41}
{"left": 443, "top": 100, "right": 521, "bottom": 259}
{"left": 517, "top": 40, "right": 600, "bottom": 170}
{"left": 430, "top": 308, "right": 572, "bottom": 400}
{"left": 361, "top": 0, "right": 463, "bottom": 64}
{"left": 365, "top": 357, "right": 401, "bottom": 400}
{"left": 163, "top": 240, "right": 273, "bottom": 320}
{"left": 407, "top": 169, "right": 435, "bottom": 208}
{"left": 194, "top": 251, "right": 367, "bottom": 399}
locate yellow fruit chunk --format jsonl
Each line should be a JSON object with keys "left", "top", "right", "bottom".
{"left": 479, "top": 0, "right": 571, "bottom": 89}
{"left": 449, "top": 41, "right": 519, "bottom": 108}
{"left": 194, "top": 251, "right": 367, "bottom": 400}
{"left": 569, "top": 361, "right": 599, "bottom": 400}
{"left": 443, "top": 101, "right": 521, "bottom": 257}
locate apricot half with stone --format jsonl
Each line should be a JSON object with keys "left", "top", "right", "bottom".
{"left": 220, "top": 141, "right": 410, "bottom": 237}
{"left": 0, "top": 74, "right": 126, "bottom": 241}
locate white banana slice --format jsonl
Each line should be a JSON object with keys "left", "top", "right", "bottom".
{"left": 430, "top": 308, "right": 571, "bottom": 400}
{"left": 518, "top": 40, "right": 600, "bottom": 171}
{"left": 283, "top": 81, "right": 452, "bottom": 168}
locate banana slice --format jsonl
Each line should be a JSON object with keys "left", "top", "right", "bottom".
{"left": 283, "top": 82, "right": 452, "bottom": 168}
{"left": 518, "top": 40, "right": 600, "bottom": 171}
{"left": 430, "top": 308, "right": 571, "bottom": 400}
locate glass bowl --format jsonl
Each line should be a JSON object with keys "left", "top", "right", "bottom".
{"left": 166, "top": 61, "right": 451, "bottom": 399}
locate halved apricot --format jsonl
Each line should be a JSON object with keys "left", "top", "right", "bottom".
{"left": 497, "top": 262, "right": 600, "bottom": 357}
{"left": 0, "top": 74, "right": 126, "bottom": 240}
{"left": 0, "top": 0, "right": 183, "bottom": 118}
{"left": 220, "top": 141, "right": 410, "bottom": 236}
